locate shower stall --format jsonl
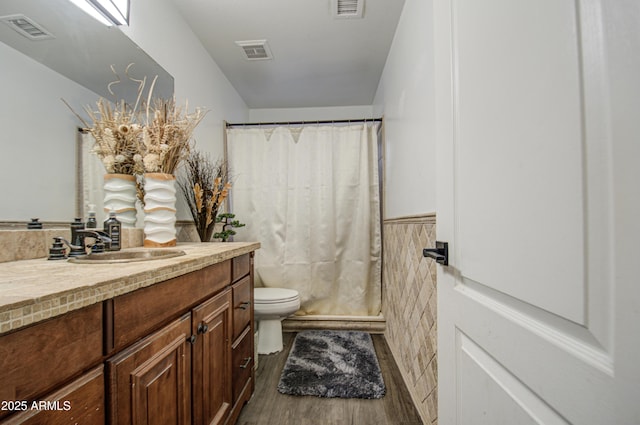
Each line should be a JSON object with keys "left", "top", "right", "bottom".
{"left": 225, "top": 119, "right": 384, "bottom": 331}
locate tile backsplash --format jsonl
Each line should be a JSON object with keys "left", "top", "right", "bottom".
{"left": 0, "top": 225, "right": 143, "bottom": 263}
{"left": 0, "top": 219, "right": 221, "bottom": 263}
{"left": 383, "top": 214, "right": 438, "bottom": 425}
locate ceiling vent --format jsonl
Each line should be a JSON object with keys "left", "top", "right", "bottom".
{"left": 332, "top": 0, "right": 364, "bottom": 19}
{"left": 0, "top": 14, "right": 55, "bottom": 40}
{"left": 235, "top": 40, "right": 273, "bottom": 61}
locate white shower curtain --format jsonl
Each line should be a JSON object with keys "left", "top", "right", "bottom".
{"left": 227, "top": 124, "right": 381, "bottom": 316}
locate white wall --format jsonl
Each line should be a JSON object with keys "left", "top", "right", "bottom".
{"left": 0, "top": 0, "right": 248, "bottom": 222}
{"left": 0, "top": 42, "right": 97, "bottom": 222}
{"left": 121, "top": 0, "right": 248, "bottom": 162}
{"left": 249, "top": 105, "right": 376, "bottom": 123}
{"left": 373, "top": 0, "right": 436, "bottom": 218}
{"left": 121, "top": 0, "right": 249, "bottom": 220}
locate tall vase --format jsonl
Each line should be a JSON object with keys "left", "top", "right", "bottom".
{"left": 143, "top": 173, "right": 177, "bottom": 247}
{"left": 103, "top": 174, "right": 137, "bottom": 228}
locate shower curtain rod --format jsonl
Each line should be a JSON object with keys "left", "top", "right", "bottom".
{"left": 225, "top": 117, "right": 382, "bottom": 128}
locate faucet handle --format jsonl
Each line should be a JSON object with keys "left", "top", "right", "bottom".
{"left": 57, "top": 236, "right": 87, "bottom": 257}
{"left": 48, "top": 237, "right": 68, "bottom": 260}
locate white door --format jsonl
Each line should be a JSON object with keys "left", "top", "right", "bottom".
{"left": 433, "top": 0, "right": 640, "bottom": 424}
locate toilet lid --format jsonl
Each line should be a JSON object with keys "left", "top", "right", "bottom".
{"left": 254, "top": 287, "right": 299, "bottom": 303}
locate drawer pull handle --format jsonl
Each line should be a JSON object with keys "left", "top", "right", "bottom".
{"left": 237, "top": 301, "right": 251, "bottom": 310}
{"left": 239, "top": 357, "right": 252, "bottom": 369}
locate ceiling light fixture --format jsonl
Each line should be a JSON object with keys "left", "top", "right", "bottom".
{"left": 68, "top": 0, "right": 129, "bottom": 26}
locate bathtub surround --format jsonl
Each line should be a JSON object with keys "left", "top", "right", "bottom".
{"left": 383, "top": 214, "right": 438, "bottom": 424}
{"left": 283, "top": 313, "right": 386, "bottom": 334}
{"left": 228, "top": 124, "right": 382, "bottom": 316}
{"left": 277, "top": 330, "right": 385, "bottom": 399}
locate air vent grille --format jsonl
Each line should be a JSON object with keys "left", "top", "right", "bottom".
{"left": 235, "top": 40, "right": 273, "bottom": 61}
{"left": 0, "top": 14, "right": 54, "bottom": 40}
{"left": 333, "top": 0, "right": 364, "bottom": 18}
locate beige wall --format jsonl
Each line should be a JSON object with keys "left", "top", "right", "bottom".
{"left": 383, "top": 215, "right": 438, "bottom": 424}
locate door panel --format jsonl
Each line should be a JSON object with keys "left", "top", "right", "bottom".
{"left": 433, "top": 0, "right": 636, "bottom": 423}
{"left": 457, "top": 331, "right": 568, "bottom": 425}
{"left": 454, "top": 0, "right": 586, "bottom": 324}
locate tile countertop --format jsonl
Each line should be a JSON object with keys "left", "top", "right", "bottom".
{"left": 0, "top": 242, "right": 260, "bottom": 335}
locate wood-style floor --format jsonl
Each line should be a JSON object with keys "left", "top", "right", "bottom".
{"left": 236, "top": 332, "right": 423, "bottom": 425}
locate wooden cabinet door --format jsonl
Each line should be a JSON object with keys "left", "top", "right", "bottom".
{"left": 1, "top": 366, "right": 104, "bottom": 425}
{"left": 192, "top": 289, "right": 232, "bottom": 425}
{"left": 107, "top": 313, "right": 192, "bottom": 425}
{"left": 0, "top": 304, "right": 103, "bottom": 420}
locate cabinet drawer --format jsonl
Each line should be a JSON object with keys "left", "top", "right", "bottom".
{"left": 232, "top": 254, "right": 251, "bottom": 282}
{"left": 110, "top": 261, "right": 230, "bottom": 351}
{"left": 231, "top": 327, "right": 254, "bottom": 403}
{"left": 232, "top": 275, "right": 252, "bottom": 341}
{"left": 0, "top": 304, "right": 103, "bottom": 420}
{"left": 1, "top": 366, "right": 105, "bottom": 425}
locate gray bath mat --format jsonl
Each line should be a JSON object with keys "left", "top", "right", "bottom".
{"left": 277, "top": 330, "right": 386, "bottom": 399}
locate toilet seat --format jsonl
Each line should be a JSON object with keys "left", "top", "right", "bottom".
{"left": 254, "top": 287, "right": 299, "bottom": 304}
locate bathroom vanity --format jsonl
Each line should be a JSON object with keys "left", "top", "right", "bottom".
{"left": 0, "top": 242, "right": 259, "bottom": 425}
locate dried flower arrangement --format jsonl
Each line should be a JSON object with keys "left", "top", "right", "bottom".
{"left": 177, "top": 150, "right": 231, "bottom": 242}
{"left": 63, "top": 64, "right": 147, "bottom": 175}
{"left": 141, "top": 98, "right": 207, "bottom": 174}
{"left": 64, "top": 64, "right": 207, "bottom": 177}
{"left": 81, "top": 99, "right": 144, "bottom": 175}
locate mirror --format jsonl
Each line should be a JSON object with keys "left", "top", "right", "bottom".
{"left": 0, "top": 0, "right": 173, "bottom": 104}
{"left": 0, "top": 0, "right": 173, "bottom": 224}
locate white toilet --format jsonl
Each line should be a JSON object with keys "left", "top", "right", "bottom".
{"left": 254, "top": 287, "right": 300, "bottom": 354}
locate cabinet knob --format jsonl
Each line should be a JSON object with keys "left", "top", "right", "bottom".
{"left": 197, "top": 323, "right": 209, "bottom": 334}
{"left": 187, "top": 335, "right": 197, "bottom": 345}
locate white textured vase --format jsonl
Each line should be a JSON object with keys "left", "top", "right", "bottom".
{"left": 143, "top": 173, "right": 177, "bottom": 247}
{"left": 103, "top": 174, "right": 137, "bottom": 228}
